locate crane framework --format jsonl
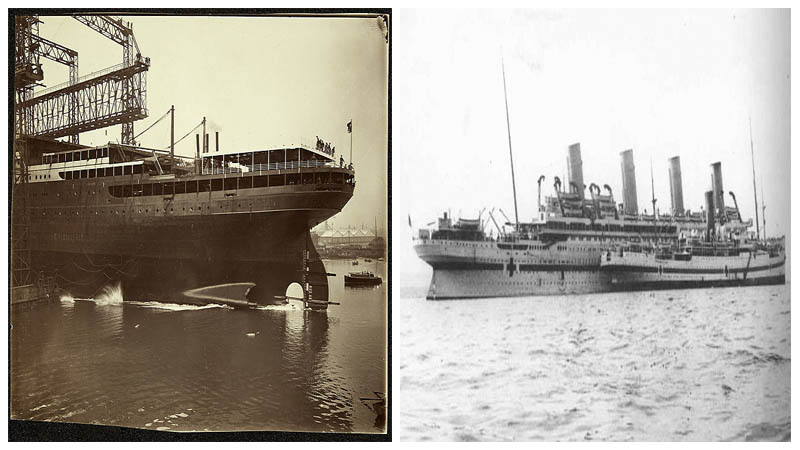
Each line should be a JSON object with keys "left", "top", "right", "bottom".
{"left": 14, "top": 14, "right": 150, "bottom": 146}
{"left": 12, "top": 14, "right": 150, "bottom": 289}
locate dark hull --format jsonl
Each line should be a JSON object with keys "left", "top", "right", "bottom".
{"left": 35, "top": 238, "right": 326, "bottom": 307}
{"left": 344, "top": 276, "right": 383, "bottom": 287}
{"left": 14, "top": 169, "right": 354, "bottom": 309}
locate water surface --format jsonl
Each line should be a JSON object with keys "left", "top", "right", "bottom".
{"left": 11, "top": 259, "right": 387, "bottom": 434}
{"left": 395, "top": 284, "right": 790, "bottom": 441}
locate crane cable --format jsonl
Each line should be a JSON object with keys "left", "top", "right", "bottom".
{"left": 133, "top": 108, "right": 171, "bottom": 140}
{"left": 164, "top": 120, "right": 204, "bottom": 150}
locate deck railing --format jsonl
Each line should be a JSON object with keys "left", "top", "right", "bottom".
{"left": 201, "top": 158, "right": 339, "bottom": 175}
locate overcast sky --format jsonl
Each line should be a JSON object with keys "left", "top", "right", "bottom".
{"left": 393, "top": 9, "right": 790, "bottom": 282}
{"left": 36, "top": 14, "right": 388, "bottom": 235}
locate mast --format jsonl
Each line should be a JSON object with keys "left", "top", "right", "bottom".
{"left": 501, "top": 57, "right": 519, "bottom": 231}
{"left": 749, "top": 116, "right": 760, "bottom": 240}
{"left": 650, "top": 156, "right": 658, "bottom": 246}
{"left": 649, "top": 156, "right": 657, "bottom": 220}
{"left": 169, "top": 105, "right": 174, "bottom": 171}
{"left": 761, "top": 180, "right": 766, "bottom": 239}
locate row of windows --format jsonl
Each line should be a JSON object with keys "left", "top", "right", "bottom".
{"left": 545, "top": 221, "right": 677, "bottom": 234}
{"left": 60, "top": 165, "right": 143, "bottom": 179}
{"left": 28, "top": 174, "right": 53, "bottom": 181}
{"left": 41, "top": 204, "right": 224, "bottom": 216}
{"left": 107, "top": 172, "right": 353, "bottom": 198}
{"left": 38, "top": 196, "right": 320, "bottom": 216}
{"left": 44, "top": 148, "right": 109, "bottom": 164}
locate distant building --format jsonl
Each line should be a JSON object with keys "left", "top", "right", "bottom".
{"left": 315, "top": 228, "right": 383, "bottom": 249}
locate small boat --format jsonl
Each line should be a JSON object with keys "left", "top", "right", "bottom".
{"left": 345, "top": 271, "right": 382, "bottom": 286}
{"left": 364, "top": 258, "right": 372, "bottom": 262}
{"left": 352, "top": 260, "right": 359, "bottom": 266}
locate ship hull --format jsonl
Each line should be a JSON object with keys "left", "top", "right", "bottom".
{"left": 423, "top": 267, "right": 609, "bottom": 300}
{"left": 601, "top": 251, "right": 786, "bottom": 292}
{"left": 414, "top": 238, "right": 786, "bottom": 300}
{"left": 344, "top": 276, "right": 383, "bottom": 287}
{"left": 14, "top": 174, "right": 354, "bottom": 309}
{"left": 415, "top": 238, "right": 609, "bottom": 300}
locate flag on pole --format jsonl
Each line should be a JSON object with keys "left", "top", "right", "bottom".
{"left": 347, "top": 120, "right": 352, "bottom": 134}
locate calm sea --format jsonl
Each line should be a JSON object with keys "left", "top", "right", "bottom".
{"left": 11, "top": 259, "right": 386, "bottom": 434}
{"left": 396, "top": 282, "right": 790, "bottom": 441}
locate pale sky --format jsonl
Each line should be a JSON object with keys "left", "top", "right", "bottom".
{"left": 393, "top": 9, "right": 790, "bottom": 280}
{"left": 36, "top": 14, "right": 388, "bottom": 235}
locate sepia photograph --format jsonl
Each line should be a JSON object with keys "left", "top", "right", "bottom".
{"left": 10, "top": 11, "right": 388, "bottom": 437}
{"left": 393, "top": 8, "right": 789, "bottom": 441}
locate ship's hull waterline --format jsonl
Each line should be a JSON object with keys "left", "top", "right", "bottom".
{"left": 415, "top": 239, "right": 786, "bottom": 300}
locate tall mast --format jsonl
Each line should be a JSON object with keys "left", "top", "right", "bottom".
{"left": 761, "top": 180, "right": 766, "bottom": 239}
{"left": 749, "top": 116, "right": 760, "bottom": 240}
{"left": 501, "top": 57, "right": 519, "bottom": 231}
{"left": 650, "top": 156, "right": 658, "bottom": 246}
{"left": 650, "top": 156, "right": 657, "bottom": 221}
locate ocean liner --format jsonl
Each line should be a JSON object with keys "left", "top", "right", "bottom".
{"left": 414, "top": 147, "right": 783, "bottom": 299}
{"left": 11, "top": 15, "right": 356, "bottom": 309}
{"left": 413, "top": 65, "right": 783, "bottom": 300}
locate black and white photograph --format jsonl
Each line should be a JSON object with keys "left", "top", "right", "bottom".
{"left": 393, "top": 8, "right": 789, "bottom": 441}
{"left": 10, "top": 11, "right": 388, "bottom": 436}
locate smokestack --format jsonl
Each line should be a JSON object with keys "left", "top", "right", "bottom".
{"left": 215, "top": 131, "right": 219, "bottom": 153}
{"left": 620, "top": 149, "right": 638, "bottom": 215}
{"left": 204, "top": 133, "right": 209, "bottom": 154}
{"left": 705, "top": 190, "right": 715, "bottom": 241}
{"left": 567, "top": 143, "right": 584, "bottom": 200}
{"left": 195, "top": 134, "right": 201, "bottom": 175}
{"left": 711, "top": 162, "right": 725, "bottom": 218}
{"left": 668, "top": 156, "right": 684, "bottom": 216}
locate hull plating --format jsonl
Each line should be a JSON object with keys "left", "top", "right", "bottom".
{"left": 16, "top": 177, "right": 353, "bottom": 307}
{"left": 415, "top": 239, "right": 787, "bottom": 300}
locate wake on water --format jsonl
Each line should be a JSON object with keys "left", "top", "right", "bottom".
{"left": 255, "top": 302, "right": 303, "bottom": 312}
{"left": 59, "top": 282, "right": 232, "bottom": 312}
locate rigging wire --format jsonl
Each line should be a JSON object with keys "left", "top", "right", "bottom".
{"left": 164, "top": 120, "right": 204, "bottom": 150}
{"left": 133, "top": 108, "right": 171, "bottom": 140}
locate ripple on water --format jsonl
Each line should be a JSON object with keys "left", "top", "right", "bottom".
{"left": 396, "top": 285, "right": 790, "bottom": 441}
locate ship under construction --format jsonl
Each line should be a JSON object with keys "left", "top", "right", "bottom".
{"left": 12, "top": 14, "right": 355, "bottom": 309}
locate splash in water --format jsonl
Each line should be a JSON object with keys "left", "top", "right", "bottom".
{"left": 255, "top": 303, "right": 302, "bottom": 312}
{"left": 94, "top": 282, "right": 124, "bottom": 305}
{"left": 59, "top": 294, "right": 75, "bottom": 304}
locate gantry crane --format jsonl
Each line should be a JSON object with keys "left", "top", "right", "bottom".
{"left": 14, "top": 14, "right": 150, "bottom": 147}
